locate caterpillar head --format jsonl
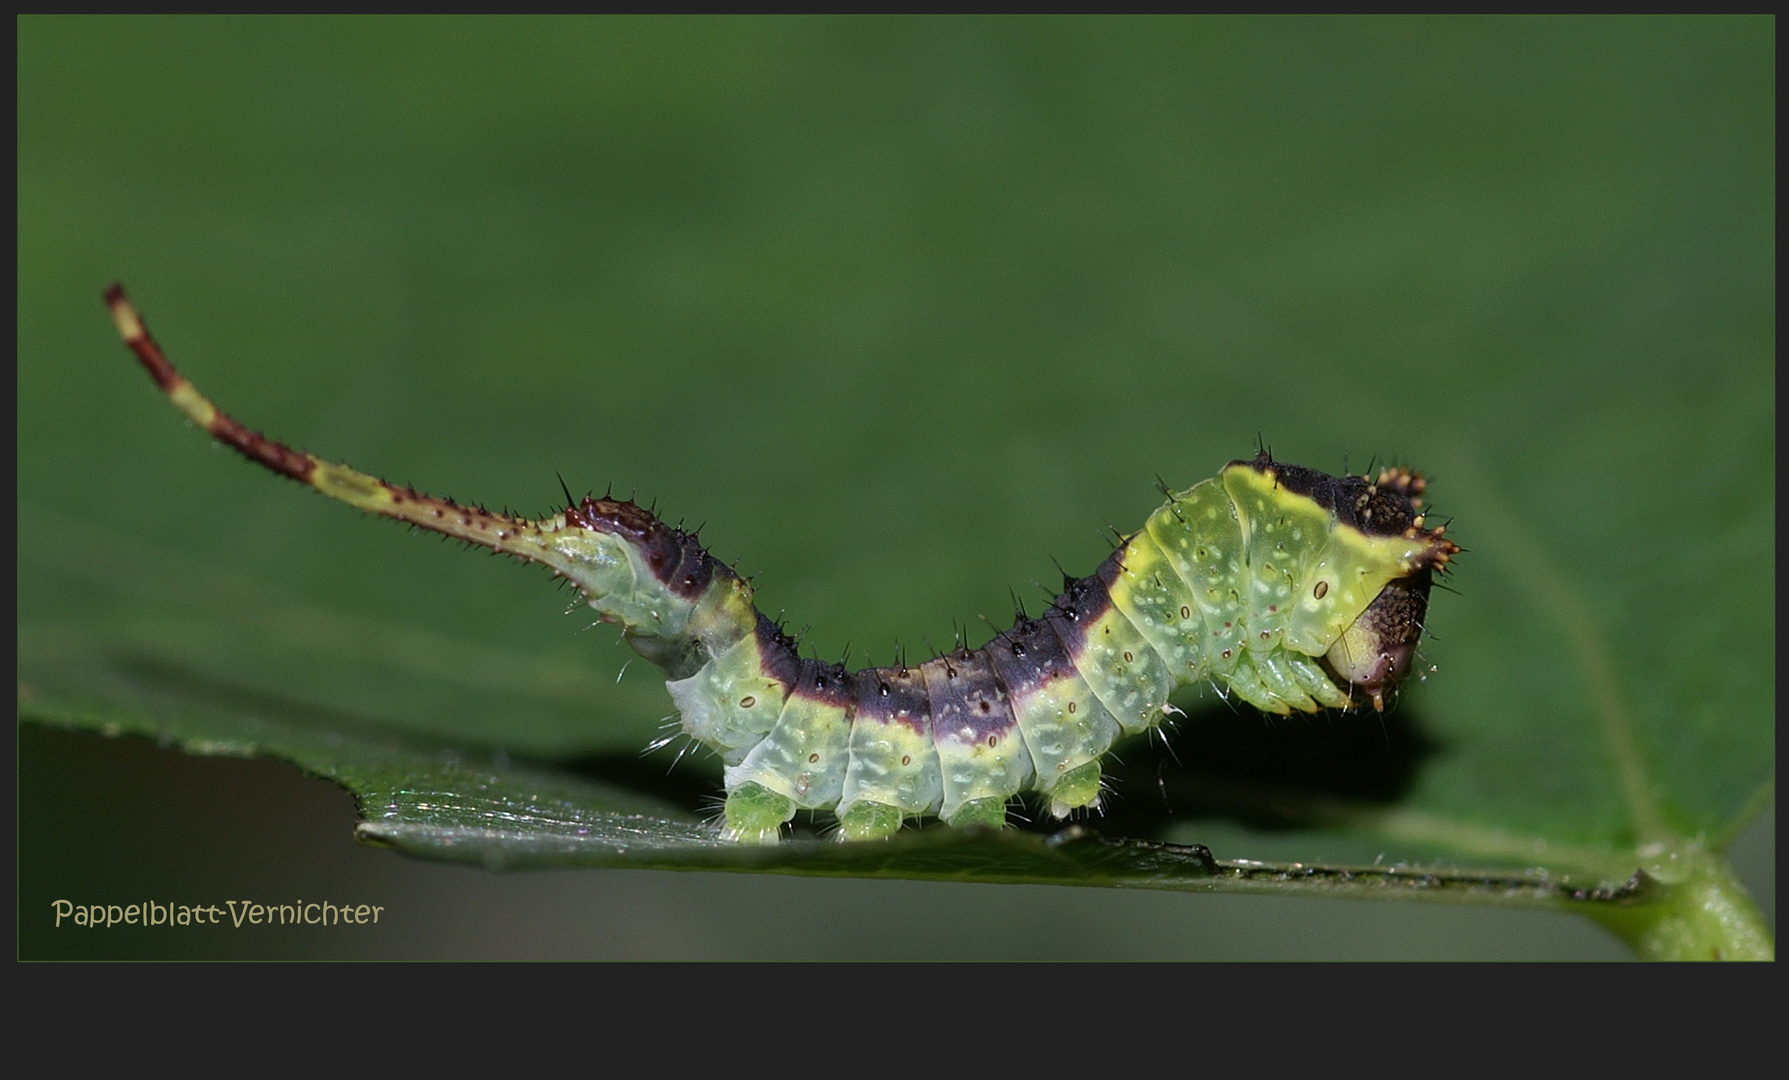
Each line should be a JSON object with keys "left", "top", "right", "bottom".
{"left": 1239, "top": 456, "right": 1459, "bottom": 712}
{"left": 1316, "top": 465, "right": 1457, "bottom": 710}
{"left": 1323, "top": 570, "right": 1434, "bottom": 710}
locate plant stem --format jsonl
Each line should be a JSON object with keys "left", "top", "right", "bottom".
{"left": 1587, "top": 843, "right": 1774, "bottom": 961}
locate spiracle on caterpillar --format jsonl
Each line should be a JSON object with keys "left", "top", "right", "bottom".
{"left": 106, "top": 284, "right": 1459, "bottom": 844}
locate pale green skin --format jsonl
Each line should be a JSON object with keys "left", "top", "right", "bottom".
{"left": 539, "top": 463, "right": 1444, "bottom": 842}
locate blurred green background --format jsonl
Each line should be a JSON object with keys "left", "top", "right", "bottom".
{"left": 19, "top": 16, "right": 1771, "bottom": 958}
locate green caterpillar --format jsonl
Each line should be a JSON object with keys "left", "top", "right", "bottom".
{"left": 108, "top": 284, "right": 1459, "bottom": 843}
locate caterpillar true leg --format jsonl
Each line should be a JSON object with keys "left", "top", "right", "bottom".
{"left": 109, "top": 284, "right": 1458, "bottom": 843}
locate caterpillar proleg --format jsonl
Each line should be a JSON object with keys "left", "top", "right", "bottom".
{"left": 107, "top": 285, "right": 1459, "bottom": 843}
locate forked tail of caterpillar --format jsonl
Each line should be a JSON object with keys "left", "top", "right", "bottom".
{"left": 108, "top": 284, "right": 1458, "bottom": 843}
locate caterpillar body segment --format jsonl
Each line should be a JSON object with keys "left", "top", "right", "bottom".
{"left": 107, "top": 284, "right": 1459, "bottom": 844}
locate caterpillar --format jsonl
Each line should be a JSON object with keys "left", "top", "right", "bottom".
{"left": 107, "top": 284, "right": 1459, "bottom": 843}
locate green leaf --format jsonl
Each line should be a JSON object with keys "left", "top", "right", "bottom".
{"left": 20, "top": 15, "right": 1771, "bottom": 959}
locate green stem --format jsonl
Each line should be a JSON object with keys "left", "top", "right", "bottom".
{"left": 1587, "top": 843, "right": 1774, "bottom": 961}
